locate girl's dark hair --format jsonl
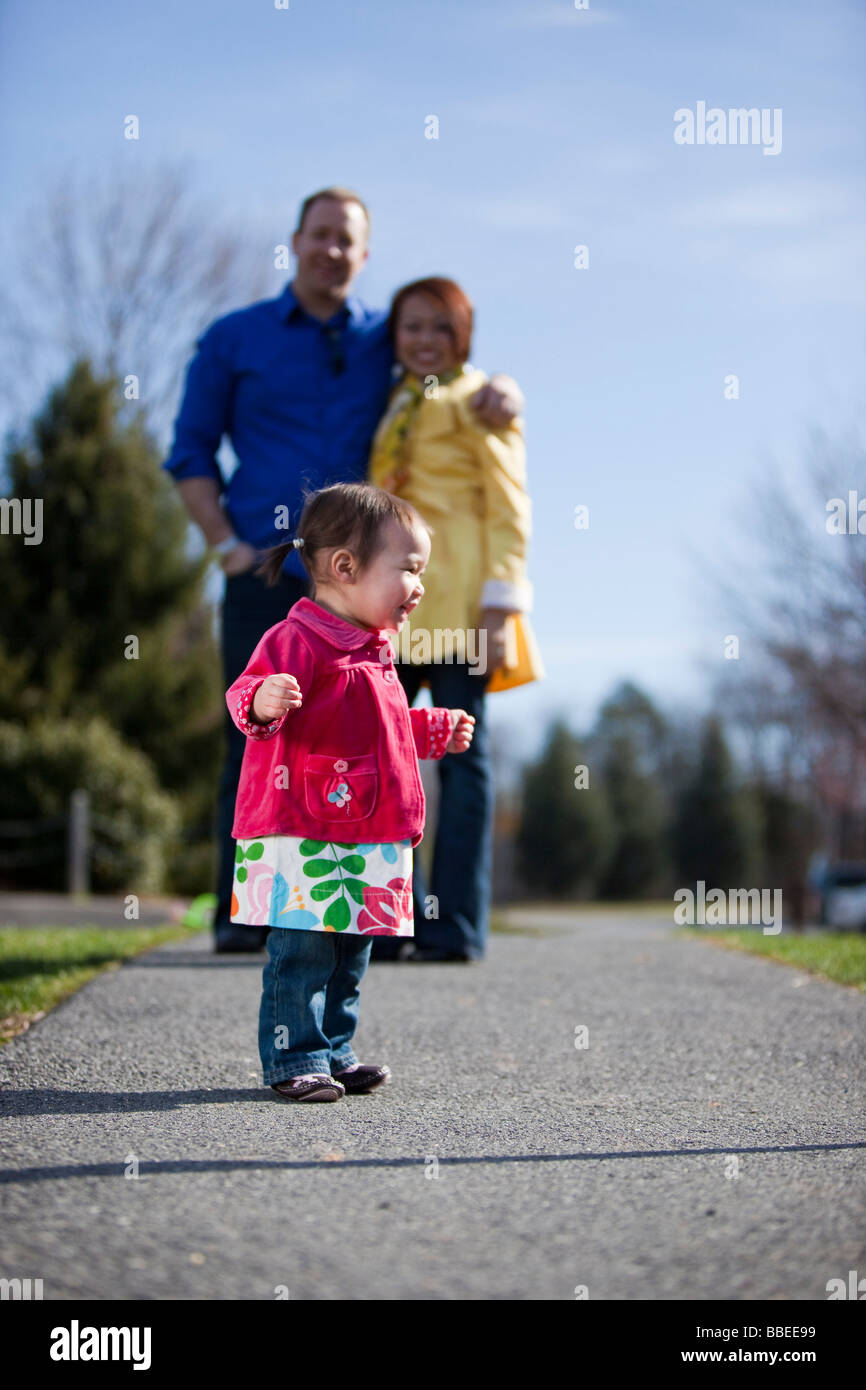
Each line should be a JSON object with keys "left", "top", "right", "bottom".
{"left": 254, "top": 482, "right": 429, "bottom": 589}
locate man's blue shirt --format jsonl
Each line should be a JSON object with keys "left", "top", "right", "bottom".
{"left": 163, "top": 282, "right": 395, "bottom": 580}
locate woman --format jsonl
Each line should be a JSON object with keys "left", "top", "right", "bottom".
{"left": 368, "top": 277, "right": 543, "bottom": 962}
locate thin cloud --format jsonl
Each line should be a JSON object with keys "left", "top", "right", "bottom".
{"left": 675, "top": 178, "right": 863, "bottom": 231}
{"left": 742, "top": 227, "right": 866, "bottom": 306}
{"left": 503, "top": 2, "right": 620, "bottom": 27}
{"left": 447, "top": 95, "right": 560, "bottom": 135}
{"left": 474, "top": 196, "right": 573, "bottom": 229}
{"left": 669, "top": 177, "right": 866, "bottom": 305}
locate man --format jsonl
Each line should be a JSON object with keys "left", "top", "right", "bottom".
{"left": 163, "top": 186, "right": 523, "bottom": 952}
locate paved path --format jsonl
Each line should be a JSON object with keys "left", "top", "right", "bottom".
{"left": 0, "top": 891, "right": 189, "bottom": 928}
{"left": 1, "top": 910, "right": 863, "bottom": 1300}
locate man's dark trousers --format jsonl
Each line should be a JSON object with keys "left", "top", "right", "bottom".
{"left": 215, "top": 568, "right": 309, "bottom": 950}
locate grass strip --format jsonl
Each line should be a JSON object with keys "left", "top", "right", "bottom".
{"left": 676, "top": 927, "right": 866, "bottom": 991}
{"left": 0, "top": 923, "right": 205, "bottom": 1045}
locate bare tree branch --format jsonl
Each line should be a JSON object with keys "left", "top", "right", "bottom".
{"left": 706, "top": 428, "right": 866, "bottom": 856}
{"left": 0, "top": 159, "right": 274, "bottom": 446}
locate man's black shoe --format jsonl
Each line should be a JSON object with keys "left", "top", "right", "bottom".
{"left": 406, "top": 947, "right": 475, "bottom": 963}
{"left": 214, "top": 925, "right": 269, "bottom": 953}
{"left": 368, "top": 940, "right": 413, "bottom": 962}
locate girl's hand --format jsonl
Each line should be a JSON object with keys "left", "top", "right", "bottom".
{"left": 250, "top": 674, "right": 302, "bottom": 723}
{"left": 446, "top": 710, "right": 475, "bottom": 754}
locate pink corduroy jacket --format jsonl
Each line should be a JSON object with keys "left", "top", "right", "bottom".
{"left": 226, "top": 597, "right": 455, "bottom": 847}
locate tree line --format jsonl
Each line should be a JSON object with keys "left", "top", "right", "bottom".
{"left": 514, "top": 689, "right": 820, "bottom": 920}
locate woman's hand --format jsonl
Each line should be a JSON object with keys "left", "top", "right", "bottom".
{"left": 479, "top": 608, "right": 513, "bottom": 675}
{"left": 446, "top": 710, "right": 476, "bottom": 754}
{"left": 471, "top": 374, "right": 524, "bottom": 429}
{"left": 250, "top": 674, "right": 303, "bottom": 723}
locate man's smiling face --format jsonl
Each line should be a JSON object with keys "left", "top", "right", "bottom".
{"left": 292, "top": 197, "right": 369, "bottom": 302}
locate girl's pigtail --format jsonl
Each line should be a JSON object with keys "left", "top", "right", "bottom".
{"left": 254, "top": 540, "right": 297, "bottom": 588}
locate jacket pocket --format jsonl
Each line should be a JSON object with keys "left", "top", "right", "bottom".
{"left": 303, "top": 753, "right": 379, "bottom": 823}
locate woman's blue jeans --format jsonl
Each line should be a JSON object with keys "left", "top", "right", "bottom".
{"left": 259, "top": 927, "right": 373, "bottom": 1083}
{"left": 371, "top": 661, "right": 493, "bottom": 961}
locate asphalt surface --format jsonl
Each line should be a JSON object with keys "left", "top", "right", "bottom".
{"left": 0, "top": 892, "right": 190, "bottom": 928}
{"left": 1, "top": 910, "right": 863, "bottom": 1300}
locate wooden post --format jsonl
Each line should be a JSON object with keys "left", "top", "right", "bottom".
{"left": 67, "top": 789, "right": 90, "bottom": 897}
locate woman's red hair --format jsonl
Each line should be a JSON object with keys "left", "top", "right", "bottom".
{"left": 388, "top": 277, "right": 474, "bottom": 363}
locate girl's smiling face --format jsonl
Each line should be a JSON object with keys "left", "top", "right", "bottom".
{"left": 354, "top": 518, "right": 430, "bottom": 632}
{"left": 394, "top": 293, "right": 459, "bottom": 379}
{"left": 314, "top": 517, "right": 431, "bottom": 633}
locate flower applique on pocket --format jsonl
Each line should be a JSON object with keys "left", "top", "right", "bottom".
{"left": 304, "top": 753, "right": 379, "bottom": 822}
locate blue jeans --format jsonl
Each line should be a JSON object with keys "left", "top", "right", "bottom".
{"left": 371, "top": 661, "right": 493, "bottom": 960}
{"left": 215, "top": 569, "right": 310, "bottom": 937}
{"left": 259, "top": 927, "right": 373, "bottom": 1083}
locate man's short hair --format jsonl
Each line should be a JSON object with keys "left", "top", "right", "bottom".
{"left": 295, "top": 187, "right": 370, "bottom": 235}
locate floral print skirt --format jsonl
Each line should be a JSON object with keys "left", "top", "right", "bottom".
{"left": 231, "top": 835, "right": 414, "bottom": 936}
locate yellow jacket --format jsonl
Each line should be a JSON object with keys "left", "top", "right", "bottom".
{"left": 368, "top": 367, "right": 544, "bottom": 692}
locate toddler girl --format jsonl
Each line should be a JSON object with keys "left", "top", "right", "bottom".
{"left": 225, "top": 482, "right": 475, "bottom": 1102}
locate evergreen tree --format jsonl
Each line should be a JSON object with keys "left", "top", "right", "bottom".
{"left": 673, "top": 716, "right": 760, "bottom": 889}
{"left": 752, "top": 782, "right": 821, "bottom": 928}
{"left": 591, "top": 681, "right": 669, "bottom": 779}
{"left": 595, "top": 732, "right": 671, "bottom": 899}
{"left": 0, "top": 359, "right": 223, "bottom": 890}
{"left": 587, "top": 685, "right": 673, "bottom": 898}
{"left": 515, "top": 718, "right": 614, "bottom": 899}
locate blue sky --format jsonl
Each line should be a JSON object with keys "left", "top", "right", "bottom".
{"left": 1, "top": 0, "right": 864, "bottom": 766}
